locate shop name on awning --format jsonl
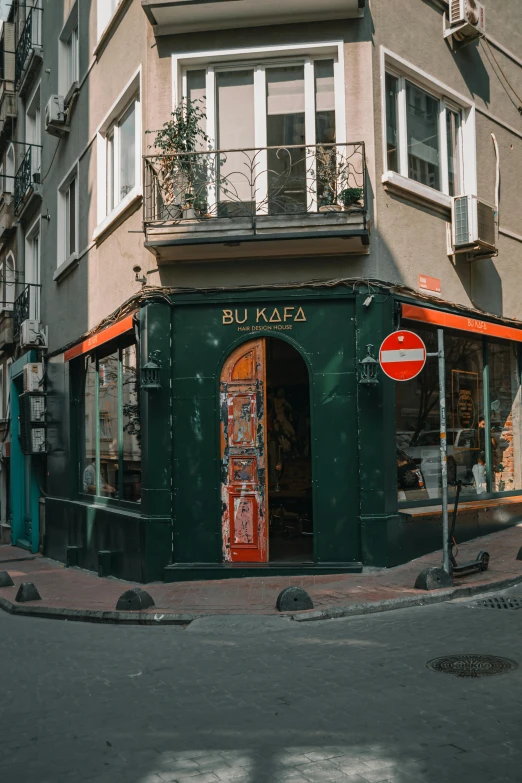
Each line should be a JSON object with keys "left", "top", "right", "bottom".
{"left": 222, "top": 307, "right": 307, "bottom": 332}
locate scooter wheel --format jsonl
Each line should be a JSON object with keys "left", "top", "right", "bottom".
{"left": 478, "top": 551, "right": 490, "bottom": 572}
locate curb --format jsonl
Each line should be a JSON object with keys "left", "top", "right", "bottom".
{"left": 1, "top": 574, "right": 521, "bottom": 626}
{"left": 0, "top": 598, "right": 198, "bottom": 625}
{"left": 290, "top": 574, "right": 522, "bottom": 622}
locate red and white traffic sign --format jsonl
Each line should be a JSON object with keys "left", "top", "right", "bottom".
{"left": 379, "top": 330, "right": 427, "bottom": 381}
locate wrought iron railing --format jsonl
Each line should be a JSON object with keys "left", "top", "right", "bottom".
{"left": 15, "top": 7, "right": 41, "bottom": 88}
{"left": 144, "top": 142, "right": 365, "bottom": 226}
{"left": 13, "top": 285, "right": 30, "bottom": 337}
{"left": 14, "top": 145, "right": 41, "bottom": 215}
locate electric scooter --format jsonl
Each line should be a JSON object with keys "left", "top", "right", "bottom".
{"left": 449, "top": 480, "right": 490, "bottom": 576}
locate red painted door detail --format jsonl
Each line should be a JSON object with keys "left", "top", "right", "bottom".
{"left": 220, "top": 340, "right": 268, "bottom": 563}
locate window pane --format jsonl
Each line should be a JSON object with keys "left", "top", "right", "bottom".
{"left": 446, "top": 108, "right": 461, "bottom": 197}
{"left": 216, "top": 69, "right": 255, "bottom": 215}
{"left": 98, "top": 352, "right": 119, "bottom": 498}
{"left": 488, "top": 340, "right": 521, "bottom": 492}
{"left": 106, "top": 131, "right": 114, "bottom": 212}
{"left": 68, "top": 178, "right": 76, "bottom": 256}
{"left": 187, "top": 69, "right": 207, "bottom": 144}
{"left": 119, "top": 101, "right": 135, "bottom": 202}
{"left": 65, "top": 188, "right": 70, "bottom": 258}
{"left": 396, "top": 325, "right": 439, "bottom": 503}
{"left": 81, "top": 358, "right": 97, "bottom": 494}
{"left": 315, "top": 60, "right": 336, "bottom": 144}
{"left": 122, "top": 344, "right": 141, "bottom": 502}
{"left": 266, "top": 66, "right": 306, "bottom": 215}
{"left": 385, "top": 73, "right": 399, "bottom": 173}
{"left": 406, "top": 81, "right": 440, "bottom": 190}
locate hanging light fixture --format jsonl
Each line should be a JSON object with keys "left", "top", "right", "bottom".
{"left": 358, "top": 344, "right": 379, "bottom": 385}
{"left": 141, "top": 350, "right": 161, "bottom": 390}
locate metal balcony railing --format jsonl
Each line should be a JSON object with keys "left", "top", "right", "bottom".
{"left": 15, "top": 7, "right": 42, "bottom": 89}
{"left": 14, "top": 145, "right": 41, "bottom": 215}
{"left": 143, "top": 142, "right": 366, "bottom": 227}
{"left": 13, "top": 285, "right": 30, "bottom": 337}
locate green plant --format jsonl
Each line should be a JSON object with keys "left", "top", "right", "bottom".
{"left": 339, "top": 187, "right": 363, "bottom": 207}
{"left": 148, "top": 98, "right": 210, "bottom": 155}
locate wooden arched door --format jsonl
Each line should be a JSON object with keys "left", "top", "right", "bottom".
{"left": 220, "top": 339, "right": 268, "bottom": 563}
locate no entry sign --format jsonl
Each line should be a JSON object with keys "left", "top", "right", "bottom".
{"left": 379, "top": 330, "right": 427, "bottom": 381}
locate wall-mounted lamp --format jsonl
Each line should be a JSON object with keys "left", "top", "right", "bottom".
{"left": 133, "top": 264, "right": 147, "bottom": 285}
{"left": 358, "top": 344, "right": 379, "bottom": 386}
{"left": 141, "top": 351, "right": 161, "bottom": 391}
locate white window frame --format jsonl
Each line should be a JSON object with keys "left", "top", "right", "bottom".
{"left": 3, "top": 251, "right": 16, "bottom": 312}
{"left": 58, "top": 1, "right": 79, "bottom": 98}
{"left": 25, "top": 215, "right": 41, "bottom": 323}
{"left": 97, "top": 0, "right": 123, "bottom": 43}
{"left": 5, "top": 144, "right": 15, "bottom": 195}
{"left": 94, "top": 68, "right": 142, "bottom": 241}
{"left": 174, "top": 42, "right": 346, "bottom": 215}
{"left": 26, "top": 81, "right": 42, "bottom": 178}
{"left": 0, "top": 365, "right": 4, "bottom": 420}
{"left": 380, "top": 48, "right": 476, "bottom": 209}
{"left": 57, "top": 161, "right": 79, "bottom": 267}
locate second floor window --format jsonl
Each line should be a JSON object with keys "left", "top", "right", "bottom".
{"left": 385, "top": 71, "right": 463, "bottom": 197}
{"left": 65, "top": 25, "right": 79, "bottom": 92}
{"left": 65, "top": 176, "right": 77, "bottom": 258}
{"left": 106, "top": 97, "right": 137, "bottom": 214}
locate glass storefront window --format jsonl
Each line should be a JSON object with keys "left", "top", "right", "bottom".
{"left": 489, "top": 340, "right": 521, "bottom": 493}
{"left": 396, "top": 321, "right": 521, "bottom": 504}
{"left": 80, "top": 339, "right": 141, "bottom": 504}
{"left": 122, "top": 344, "right": 142, "bottom": 502}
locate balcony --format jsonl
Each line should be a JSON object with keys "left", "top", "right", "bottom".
{"left": 143, "top": 142, "right": 369, "bottom": 262}
{"left": 0, "top": 310, "right": 14, "bottom": 349}
{"left": 15, "top": 7, "right": 43, "bottom": 98}
{"left": 14, "top": 144, "right": 42, "bottom": 218}
{"left": 0, "top": 192, "right": 15, "bottom": 245}
{"left": 0, "top": 83, "right": 16, "bottom": 143}
{"left": 13, "top": 283, "right": 42, "bottom": 340}
{"left": 142, "top": 0, "right": 366, "bottom": 34}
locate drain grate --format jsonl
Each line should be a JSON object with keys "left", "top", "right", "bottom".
{"left": 426, "top": 654, "right": 517, "bottom": 678}
{"left": 474, "top": 596, "right": 522, "bottom": 610}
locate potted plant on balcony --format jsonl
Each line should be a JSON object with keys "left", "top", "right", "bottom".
{"left": 339, "top": 187, "right": 364, "bottom": 212}
{"left": 148, "top": 99, "right": 210, "bottom": 220}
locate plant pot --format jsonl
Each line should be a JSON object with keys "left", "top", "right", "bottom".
{"left": 319, "top": 204, "right": 343, "bottom": 213}
{"left": 343, "top": 202, "right": 363, "bottom": 212}
{"left": 183, "top": 207, "right": 196, "bottom": 219}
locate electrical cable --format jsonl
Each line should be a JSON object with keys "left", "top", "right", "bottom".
{"left": 480, "top": 38, "right": 522, "bottom": 115}
{"left": 40, "top": 138, "right": 61, "bottom": 184}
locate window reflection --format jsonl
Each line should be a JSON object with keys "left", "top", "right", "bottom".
{"left": 122, "top": 344, "right": 142, "bottom": 502}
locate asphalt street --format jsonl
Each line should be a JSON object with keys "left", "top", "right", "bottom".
{"left": 2, "top": 586, "right": 522, "bottom": 783}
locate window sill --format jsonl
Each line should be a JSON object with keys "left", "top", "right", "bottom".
{"left": 54, "top": 252, "right": 79, "bottom": 283}
{"left": 92, "top": 188, "right": 142, "bottom": 243}
{"left": 93, "top": 0, "right": 132, "bottom": 58}
{"left": 382, "top": 171, "right": 452, "bottom": 216}
{"left": 400, "top": 493, "right": 522, "bottom": 519}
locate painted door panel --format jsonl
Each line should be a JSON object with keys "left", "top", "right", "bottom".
{"left": 220, "top": 339, "right": 267, "bottom": 562}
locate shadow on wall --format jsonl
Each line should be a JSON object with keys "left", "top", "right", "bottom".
{"left": 454, "top": 253, "right": 503, "bottom": 314}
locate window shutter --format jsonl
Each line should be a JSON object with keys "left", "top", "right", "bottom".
{"left": 3, "top": 23, "right": 15, "bottom": 85}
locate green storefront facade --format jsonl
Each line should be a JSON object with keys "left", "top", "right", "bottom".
{"left": 44, "top": 284, "right": 522, "bottom": 582}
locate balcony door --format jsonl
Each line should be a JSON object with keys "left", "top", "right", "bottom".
{"left": 185, "top": 56, "right": 340, "bottom": 217}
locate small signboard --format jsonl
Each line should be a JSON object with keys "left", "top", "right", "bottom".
{"left": 418, "top": 275, "right": 441, "bottom": 295}
{"left": 379, "top": 330, "right": 427, "bottom": 381}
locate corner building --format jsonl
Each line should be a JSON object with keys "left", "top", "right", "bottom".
{"left": 31, "top": 0, "right": 522, "bottom": 581}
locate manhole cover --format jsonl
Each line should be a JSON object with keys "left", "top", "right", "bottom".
{"left": 426, "top": 654, "right": 517, "bottom": 678}
{"left": 474, "top": 597, "right": 522, "bottom": 610}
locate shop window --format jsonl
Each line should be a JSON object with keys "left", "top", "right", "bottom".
{"left": 396, "top": 323, "right": 521, "bottom": 505}
{"left": 80, "top": 339, "right": 141, "bottom": 503}
{"left": 488, "top": 340, "right": 521, "bottom": 493}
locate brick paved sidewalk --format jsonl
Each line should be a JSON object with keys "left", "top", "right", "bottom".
{"left": 1, "top": 524, "right": 522, "bottom": 621}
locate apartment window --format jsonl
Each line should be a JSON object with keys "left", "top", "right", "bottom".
{"left": 5, "top": 145, "right": 14, "bottom": 194}
{"left": 0, "top": 365, "right": 4, "bottom": 420}
{"left": 80, "top": 338, "right": 141, "bottom": 503}
{"left": 105, "top": 96, "right": 138, "bottom": 215}
{"left": 26, "top": 84, "right": 41, "bottom": 178}
{"left": 3, "top": 252, "right": 15, "bottom": 310}
{"left": 25, "top": 217, "right": 40, "bottom": 322}
{"left": 384, "top": 70, "right": 464, "bottom": 196}
{"left": 97, "top": 0, "right": 123, "bottom": 41}
{"left": 58, "top": 166, "right": 78, "bottom": 266}
{"left": 184, "top": 55, "right": 341, "bottom": 214}
{"left": 65, "top": 25, "right": 78, "bottom": 91}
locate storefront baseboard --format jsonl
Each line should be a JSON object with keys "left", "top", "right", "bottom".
{"left": 164, "top": 562, "right": 363, "bottom": 582}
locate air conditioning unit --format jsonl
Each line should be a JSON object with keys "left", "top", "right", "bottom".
{"left": 20, "top": 319, "right": 47, "bottom": 349}
{"left": 23, "top": 362, "right": 44, "bottom": 392}
{"left": 452, "top": 195, "right": 496, "bottom": 254}
{"left": 45, "top": 95, "right": 68, "bottom": 137}
{"left": 19, "top": 392, "right": 47, "bottom": 455}
{"left": 447, "top": 0, "right": 485, "bottom": 41}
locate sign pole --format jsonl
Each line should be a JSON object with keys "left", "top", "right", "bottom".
{"left": 437, "top": 328, "right": 450, "bottom": 575}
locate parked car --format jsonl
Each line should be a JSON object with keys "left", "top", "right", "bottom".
{"left": 405, "top": 429, "right": 478, "bottom": 497}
